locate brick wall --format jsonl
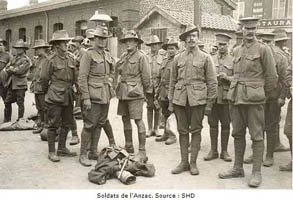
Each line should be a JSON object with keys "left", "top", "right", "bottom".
{"left": 0, "top": 0, "right": 140, "bottom": 57}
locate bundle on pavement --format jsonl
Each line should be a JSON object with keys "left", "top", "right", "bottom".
{"left": 88, "top": 147, "right": 155, "bottom": 185}
{"left": 0, "top": 118, "right": 36, "bottom": 131}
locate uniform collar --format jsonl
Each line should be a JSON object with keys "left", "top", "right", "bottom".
{"left": 186, "top": 46, "right": 198, "bottom": 55}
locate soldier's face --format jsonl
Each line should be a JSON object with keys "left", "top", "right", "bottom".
{"left": 89, "top": 38, "right": 95, "bottom": 47}
{"left": 56, "top": 41, "right": 68, "bottom": 52}
{"left": 150, "top": 44, "right": 161, "bottom": 52}
{"left": 167, "top": 46, "right": 177, "bottom": 57}
{"left": 16, "top": 48, "right": 25, "bottom": 55}
{"left": 185, "top": 31, "right": 199, "bottom": 48}
{"left": 94, "top": 36, "right": 107, "bottom": 48}
{"left": 243, "top": 26, "right": 257, "bottom": 40}
{"left": 125, "top": 39, "right": 138, "bottom": 52}
{"left": 0, "top": 43, "right": 5, "bottom": 52}
{"left": 218, "top": 43, "right": 228, "bottom": 54}
{"left": 35, "top": 47, "right": 46, "bottom": 56}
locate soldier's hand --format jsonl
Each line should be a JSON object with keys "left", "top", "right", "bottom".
{"left": 277, "top": 98, "right": 285, "bottom": 107}
{"left": 83, "top": 99, "right": 91, "bottom": 110}
{"left": 168, "top": 104, "right": 174, "bottom": 113}
{"left": 204, "top": 106, "right": 212, "bottom": 116}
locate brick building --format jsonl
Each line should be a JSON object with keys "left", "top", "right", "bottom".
{"left": 0, "top": 0, "right": 140, "bottom": 57}
{"left": 135, "top": 0, "right": 238, "bottom": 53}
{"left": 234, "top": 0, "right": 292, "bottom": 51}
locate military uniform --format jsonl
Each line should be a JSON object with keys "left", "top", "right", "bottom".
{"left": 78, "top": 26, "right": 116, "bottom": 166}
{"left": 169, "top": 24, "right": 218, "bottom": 175}
{"left": 206, "top": 51, "right": 233, "bottom": 161}
{"left": 145, "top": 35, "right": 165, "bottom": 137}
{"left": 40, "top": 30, "right": 77, "bottom": 162}
{"left": 0, "top": 51, "right": 11, "bottom": 102}
{"left": 116, "top": 30, "right": 151, "bottom": 162}
{"left": 4, "top": 41, "right": 31, "bottom": 122}
{"left": 218, "top": 17, "right": 278, "bottom": 188}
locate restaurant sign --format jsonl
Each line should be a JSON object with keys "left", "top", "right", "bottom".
{"left": 258, "top": 19, "right": 292, "bottom": 28}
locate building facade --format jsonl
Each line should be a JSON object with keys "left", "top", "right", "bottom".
{"left": 0, "top": 0, "right": 140, "bottom": 57}
{"left": 135, "top": 0, "right": 238, "bottom": 53}
{"left": 234, "top": 0, "right": 292, "bottom": 52}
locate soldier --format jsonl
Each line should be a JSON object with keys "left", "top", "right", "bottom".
{"left": 40, "top": 30, "right": 77, "bottom": 162}
{"left": 279, "top": 61, "right": 292, "bottom": 172}
{"left": 145, "top": 35, "right": 165, "bottom": 137}
{"left": 204, "top": 33, "right": 233, "bottom": 162}
{"left": 210, "top": 46, "right": 218, "bottom": 56}
{"left": 78, "top": 25, "right": 116, "bottom": 166}
{"left": 197, "top": 40, "right": 205, "bottom": 51}
{"left": 31, "top": 39, "right": 51, "bottom": 134}
{"left": 244, "top": 32, "right": 288, "bottom": 167}
{"left": 169, "top": 24, "right": 218, "bottom": 175}
{"left": 218, "top": 17, "right": 278, "bottom": 188}
{"left": 0, "top": 38, "right": 12, "bottom": 121}
{"left": 272, "top": 28, "right": 291, "bottom": 152}
{"left": 116, "top": 30, "right": 151, "bottom": 162}
{"left": 4, "top": 39, "right": 32, "bottom": 122}
{"left": 155, "top": 38, "right": 179, "bottom": 145}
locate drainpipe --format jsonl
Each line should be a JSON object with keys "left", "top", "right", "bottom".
{"left": 44, "top": 11, "right": 49, "bottom": 42}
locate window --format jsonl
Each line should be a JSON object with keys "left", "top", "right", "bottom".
{"left": 233, "top": 2, "right": 245, "bottom": 19}
{"left": 53, "top": 23, "right": 63, "bottom": 32}
{"left": 5, "top": 29, "right": 12, "bottom": 49}
{"left": 75, "top": 20, "right": 87, "bottom": 37}
{"left": 109, "top": 16, "right": 118, "bottom": 37}
{"left": 151, "top": 28, "right": 167, "bottom": 43}
{"left": 19, "top": 28, "right": 26, "bottom": 42}
{"left": 272, "top": 0, "right": 286, "bottom": 19}
{"left": 35, "top": 25, "right": 43, "bottom": 40}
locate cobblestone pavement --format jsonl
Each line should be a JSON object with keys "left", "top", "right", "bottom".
{"left": 0, "top": 91, "right": 292, "bottom": 189}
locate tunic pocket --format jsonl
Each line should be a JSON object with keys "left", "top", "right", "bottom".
{"left": 47, "top": 84, "right": 66, "bottom": 103}
{"left": 88, "top": 82, "right": 104, "bottom": 101}
{"left": 244, "top": 82, "right": 265, "bottom": 102}
{"left": 173, "top": 84, "right": 183, "bottom": 101}
{"left": 192, "top": 84, "right": 207, "bottom": 101}
{"left": 127, "top": 81, "right": 141, "bottom": 97}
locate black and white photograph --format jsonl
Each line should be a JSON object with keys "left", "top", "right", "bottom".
{"left": 0, "top": 0, "right": 292, "bottom": 199}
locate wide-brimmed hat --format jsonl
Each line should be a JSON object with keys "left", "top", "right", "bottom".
{"left": 13, "top": 39, "right": 29, "bottom": 49}
{"left": 119, "top": 30, "right": 144, "bottom": 44}
{"left": 89, "top": 10, "right": 112, "bottom": 22}
{"left": 49, "top": 30, "right": 72, "bottom": 44}
{"left": 92, "top": 25, "right": 112, "bottom": 38}
{"left": 86, "top": 29, "right": 95, "bottom": 39}
{"left": 162, "top": 37, "right": 179, "bottom": 50}
{"left": 72, "top": 36, "right": 84, "bottom": 42}
{"left": 0, "top": 38, "right": 7, "bottom": 45}
{"left": 32, "top": 39, "right": 51, "bottom": 49}
{"left": 146, "top": 35, "right": 163, "bottom": 46}
{"left": 179, "top": 24, "right": 199, "bottom": 41}
{"left": 272, "top": 28, "right": 290, "bottom": 42}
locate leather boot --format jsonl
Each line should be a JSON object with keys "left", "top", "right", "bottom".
{"left": 124, "top": 129, "right": 134, "bottom": 153}
{"left": 18, "top": 103, "right": 24, "bottom": 119}
{"left": 57, "top": 128, "right": 77, "bottom": 157}
{"left": 263, "top": 130, "right": 275, "bottom": 167}
{"left": 218, "top": 136, "right": 246, "bottom": 179}
{"left": 244, "top": 154, "right": 253, "bottom": 164}
{"left": 190, "top": 134, "right": 201, "bottom": 175}
{"left": 79, "top": 128, "right": 92, "bottom": 167}
{"left": 4, "top": 104, "right": 12, "bottom": 123}
{"left": 103, "top": 120, "right": 116, "bottom": 147}
{"left": 48, "top": 152, "right": 60, "bottom": 162}
{"left": 146, "top": 109, "right": 154, "bottom": 137}
{"left": 279, "top": 161, "right": 292, "bottom": 172}
{"left": 250, "top": 140, "right": 264, "bottom": 187}
{"left": 171, "top": 134, "right": 190, "bottom": 174}
{"left": 156, "top": 130, "right": 168, "bottom": 142}
{"left": 133, "top": 132, "right": 148, "bottom": 163}
{"left": 204, "top": 127, "right": 219, "bottom": 161}
{"left": 153, "top": 110, "right": 161, "bottom": 137}
{"left": 220, "top": 129, "right": 232, "bottom": 162}
{"left": 165, "top": 130, "right": 177, "bottom": 145}
{"left": 70, "top": 129, "right": 80, "bottom": 145}
{"left": 275, "top": 127, "right": 290, "bottom": 152}
{"left": 88, "top": 127, "right": 101, "bottom": 160}
{"left": 33, "top": 124, "right": 43, "bottom": 134}
{"left": 47, "top": 129, "right": 59, "bottom": 162}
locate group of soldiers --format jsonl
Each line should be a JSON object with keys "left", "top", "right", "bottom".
{"left": 0, "top": 16, "right": 292, "bottom": 188}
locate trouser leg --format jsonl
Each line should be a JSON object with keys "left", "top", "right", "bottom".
{"left": 103, "top": 120, "right": 116, "bottom": 146}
